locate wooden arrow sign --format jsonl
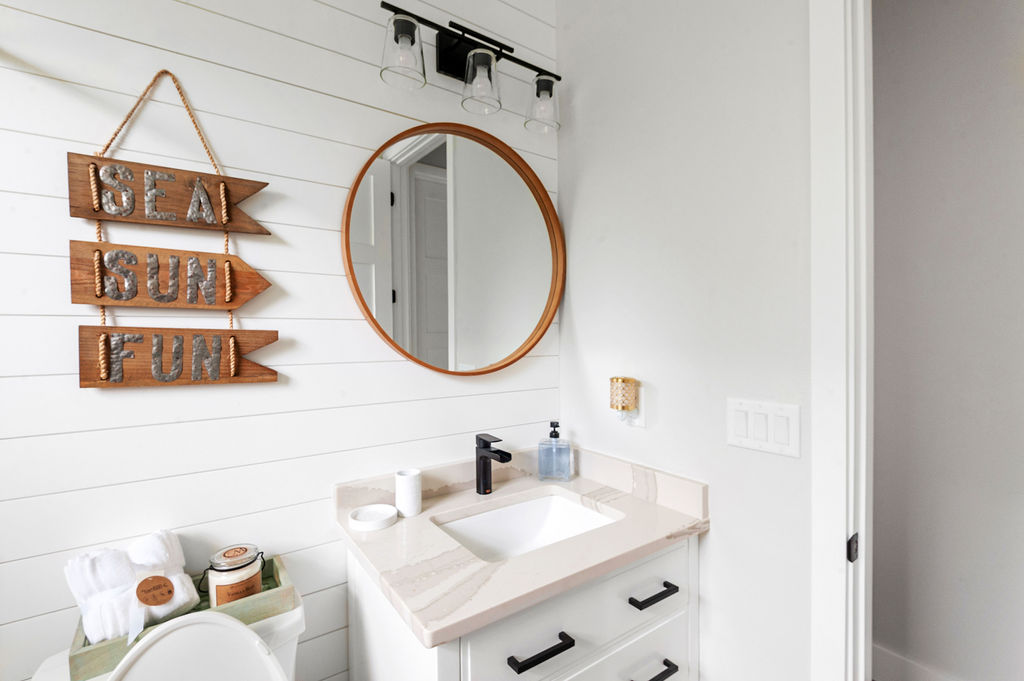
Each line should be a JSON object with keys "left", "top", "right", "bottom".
{"left": 69, "top": 240, "right": 271, "bottom": 311}
{"left": 79, "top": 326, "right": 278, "bottom": 388}
{"left": 67, "top": 153, "right": 270, "bottom": 235}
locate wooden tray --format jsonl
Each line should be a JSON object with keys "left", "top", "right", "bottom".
{"left": 68, "top": 555, "right": 295, "bottom": 681}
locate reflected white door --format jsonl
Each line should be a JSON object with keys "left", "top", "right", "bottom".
{"left": 348, "top": 159, "right": 393, "bottom": 335}
{"left": 410, "top": 164, "right": 449, "bottom": 368}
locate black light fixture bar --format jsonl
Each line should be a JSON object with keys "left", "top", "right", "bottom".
{"left": 447, "top": 21, "right": 515, "bottom": 54}
{"left": 380, "top": 1, "right": 562, "bottom": 81}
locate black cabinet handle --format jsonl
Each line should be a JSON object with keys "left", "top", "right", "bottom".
{"left": 631, "top": 658, "right": 679, "bottom": 681}
{"left": 628, "top": 581, "right": 679, "bottom": 610}
{"left": 506, "top": 631, "right": 575, "bottom": 674}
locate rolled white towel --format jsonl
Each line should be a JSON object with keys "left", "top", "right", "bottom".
{"left": 81, "top": 587, "right": 134, "bottom": 644}
{"left": 128, "top": 530, "right": 186, "bottom": 572}
{"left": 144, "top": 572, "right": 200, "bottom": 626}
{"left": 64, "top": 550, "right": 136, "bottom": 609}
{"left": 128, "top": 531, "right": 199, "bottom": 632}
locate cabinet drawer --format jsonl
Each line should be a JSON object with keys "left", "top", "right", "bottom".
{"left": 461, "top": 542, "right": 689, "bottom": 681}
{"left": 564, "top": 609, "right": 688, "bottom": 681}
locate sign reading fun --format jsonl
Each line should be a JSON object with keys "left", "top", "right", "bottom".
{"left": 77, "top": 326, "right": 278, "bottom": 388}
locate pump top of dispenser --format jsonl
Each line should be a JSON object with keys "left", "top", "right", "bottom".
{"left": 549, "top": 421, "right": 560, "bottom": 438}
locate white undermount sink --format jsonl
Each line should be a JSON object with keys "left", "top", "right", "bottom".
{"left": 434, "top": 491, "right": 618, "bottom": 562}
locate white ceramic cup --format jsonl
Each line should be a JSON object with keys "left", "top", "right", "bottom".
{"left": 395, "top": 468, "right": 422, "bottom": 517}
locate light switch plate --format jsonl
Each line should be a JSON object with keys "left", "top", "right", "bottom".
{"left": 727, "top": 399, "right": 800, "bottom": 458}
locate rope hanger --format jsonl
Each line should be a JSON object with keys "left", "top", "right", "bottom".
{"left": 88, "top": 69, "right": 238, "bottom": 380}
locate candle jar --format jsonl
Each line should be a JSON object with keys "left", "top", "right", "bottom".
{"left": 205, "top": 543, "right": 264, "bottom": 607}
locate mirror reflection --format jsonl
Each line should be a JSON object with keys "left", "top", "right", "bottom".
{"left": 348, "top": 132, "right": 553, "bottom": 372}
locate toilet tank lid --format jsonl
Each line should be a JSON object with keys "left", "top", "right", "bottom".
{"left": 29, "top": 597, "right": 304, "bottom": 681}
{"left": 109, "top": 612, "right": 289, "bottom": 681}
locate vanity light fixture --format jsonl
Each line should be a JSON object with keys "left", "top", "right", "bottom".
{"left": 379, "top": 2, "right": 562, "bottom": 127}
{"left": 462, "top": 48, "right": 501, "bottom": 114}
{"left": 525, "top": 74, "right": 560, "bottom": 132}
{"left": 610, "top": 377, "right": 640, "bottom": 420}
{"left": 380, "top": 14, "right": 426, "bottom": 90}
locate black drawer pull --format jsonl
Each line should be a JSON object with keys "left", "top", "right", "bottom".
{"left": 506, "top": 631, "right": 575, "bottom": 674}
{"left": 631, "top": 658, "right": 679, "bottom": 681}
{"left": 628, "top": 581, "right": 679, "bottom": 610}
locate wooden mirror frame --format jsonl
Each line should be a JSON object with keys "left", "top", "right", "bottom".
{"left": 342, "top": 123, "right": 566, "bottom": 376}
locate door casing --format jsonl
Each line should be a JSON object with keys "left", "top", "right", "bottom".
{"left": 809, "top": 1, "right": 874, "bottom": 680}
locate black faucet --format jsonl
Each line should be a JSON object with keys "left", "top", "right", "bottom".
{"left": 476, "top": 433, "right": 512, "bottom": 495}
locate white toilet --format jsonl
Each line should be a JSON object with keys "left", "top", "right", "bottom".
{"left": 31, "top": 600, "right": 305, "bottom": 681}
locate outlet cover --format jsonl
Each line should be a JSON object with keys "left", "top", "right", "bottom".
{"left": 727, "top": 399, "right": 800, "bottom": 458}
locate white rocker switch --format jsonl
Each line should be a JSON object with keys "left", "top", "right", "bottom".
{"left": 726, "top": 399, "right": 800, "bottom": 458}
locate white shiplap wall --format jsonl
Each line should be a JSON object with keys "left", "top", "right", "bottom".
{"left": 0, "top": 2, "right": 556, "bottom": 680}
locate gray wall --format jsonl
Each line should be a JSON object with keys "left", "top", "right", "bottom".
{"left": 874, "top": 1, "right": 1024, "bottom": 679}
{"left": 556, "top": 1, "right": 812, "bottom": 678}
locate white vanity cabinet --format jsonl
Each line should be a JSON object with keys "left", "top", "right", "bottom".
{"left": 348, "top": 540, "right": 699, "bottom": 681}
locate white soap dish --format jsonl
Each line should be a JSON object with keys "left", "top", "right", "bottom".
{"left": 349, "top": 504, "right": 399, "bottom": 532}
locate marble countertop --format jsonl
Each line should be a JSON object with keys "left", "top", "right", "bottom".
{"left": 332, "top": 448, "right": 709, "bottom": 648}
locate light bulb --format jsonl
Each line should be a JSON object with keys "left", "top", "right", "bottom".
{"left": 471, "top": 65, "right": 491, "bottom": 96}
{"left": 532, "top": 92, "right": 553, "bottom": 119}
{"left": 395, "top": 35, "right": 415, "bottom": 68}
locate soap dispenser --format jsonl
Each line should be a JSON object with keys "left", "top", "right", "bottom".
{"left": 538, "top": 421, "right": 573, "bottom": 481}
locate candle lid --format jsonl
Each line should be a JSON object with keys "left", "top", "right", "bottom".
{"left": 210, "top": 543, "right": 261, "bottom": 570}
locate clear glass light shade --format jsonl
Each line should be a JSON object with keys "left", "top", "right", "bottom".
{"left": 380, "top": 15, "right": 426, "bottom": 90}
{"left": 461, "top": 49, "right": 502, "bottom": 115}
{"left": 525, "top": 75, "right": 560, "bottom": 132}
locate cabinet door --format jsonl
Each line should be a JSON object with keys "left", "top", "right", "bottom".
{"left": 347, "top": 554, "right": 459, "bottom": 681}
{"left": 563, "top": 610, "right": 688, "bottom": 681}
{"left": 461, "top": 543, "right": 689, "bottom": 681}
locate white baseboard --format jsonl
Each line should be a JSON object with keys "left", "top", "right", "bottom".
{"left": 872, "top": 644, "right": 963, "bottom": 681}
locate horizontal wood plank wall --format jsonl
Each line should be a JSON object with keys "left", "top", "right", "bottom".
{"left": 0, "top": 1, "right": 557, "bottom": 679}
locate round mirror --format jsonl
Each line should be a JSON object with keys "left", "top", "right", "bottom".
{"left": 342, "top": 123, "right": 565, "bottom": 375}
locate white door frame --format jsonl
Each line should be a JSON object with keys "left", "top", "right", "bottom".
{"left": 388, "top": 134, "right": 447, "bottom": 351}
{"left": 809, "top": 1, "right": 873, "bottom": 680}
{"left": 409, "top": 162, "right": 449, "bottom": 367}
